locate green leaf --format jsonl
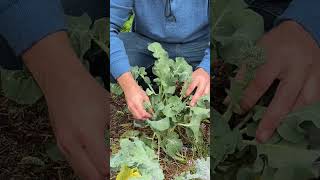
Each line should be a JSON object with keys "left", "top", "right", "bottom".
{"left": 91, "top": 18, "right": 109, "bottom": 55}
{"left": 274, "top": 166, "right": 315, "bottom": 180}
{"left": 66, "top": 13, "right": 92, "bottom": 60}
{"left": 164, "top": 86, "right": 176, "bottom": 94}
{"left": 179, "top": 107, "right": 209, "bottom": 142}
{"left": 236, "top": 167, "right": 256, "bottom": 180}
{"left": 245, "top": 122, "right": 258, "bottom": 137}
{"left": 256, "top": 143, "right": 320, "bottom": 174}
{"left": 110, "top": 83, "right": 123, "bottom": 96}
{"left": 1, "top": 69, "right": 43, "bottom": 105}
{"left": 121, "top": 14, "right": 134, "bottom": 32}
{"left": 277, "top": 102, "right": 320, "bottom": 144}
{"left": 212, "top": 0, "right": 263, "bottom": 48}
{"left": 212, "top": 109, "right": 230, "bottom": 138}
{"left": 147, "top": 118, "right": 170, "bottom": 131}
{"left": 253, "top": 105, "right": 266, "bottom": 122}
{"left": 162, "top": 132, "right": 183, "bottom": 161}
{"left": 277, "top": 116, "right": 305, "bottom": 143}
{"left": 110, "top": 138, "right": 164, "bottom": 180}
{"left": 46, "top": 144, "right": 65, "bottom": 162}
{"left": 212, "top": 129, "right": 241, "bottom": 170}
{"left": 260, "top": 166, "right": 276, "bottom": 180}
{"left": 148, "top": 42, "right": 169, "bottom": 59}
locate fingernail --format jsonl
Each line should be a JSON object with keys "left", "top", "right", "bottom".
{"left": 256, "top": 130, "right": 272, "bottom": 143}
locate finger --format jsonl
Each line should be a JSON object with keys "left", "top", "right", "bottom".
{"left": 204, "top": 84, "right": 210, "bottom": 95}
{"left": 185, "top": 80, "right": 199, "bottom": 96}
{"left": 240, "top": 62, "right": 279, "bottom": 112}
{"left": 128, "top": 104, "right": 143, "bottom": 120}
{"left": 143, "top": 95, "right": 154, "bottom": 114}
{"left": 134, "top": 103, "right": 152, "bottom": 120}
{"left": 79, "top": 132, "right": 109, "bottom": 178}
{"left": 256, "top": 76, "right": 303, "bottom": 143}
{"left": 190, "top": 83, "right": 206, "bottom": 106}
{"left": 293, "top": 73, "right": 320, "bottom": 111}
{"left": 58, "top": 137, "right": 102, "bottom": 180}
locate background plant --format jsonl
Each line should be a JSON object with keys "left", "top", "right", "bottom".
{"left": 0, "top": 13, "right": 108, "bottom": 105}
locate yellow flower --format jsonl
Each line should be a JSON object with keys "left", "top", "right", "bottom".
{"left": 116, "top": 165, "right": 142, "bottom": 180}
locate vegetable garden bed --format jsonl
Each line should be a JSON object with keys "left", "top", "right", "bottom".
{"left": 110, "top": 43, "right": 210, "bottom": 180}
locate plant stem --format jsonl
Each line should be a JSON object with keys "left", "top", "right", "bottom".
{"left": 239, "top": 127, "right": 247, "bottom": 135}
{"left": 242, "top": 140, "right": 257, "bottom": 146}
{"left": 235, "top": 111, "right": 253, "bottom": 129}
{"left": 222, "top": 104, "right": 233, "bottom": 122}
{"left": 140, "top": 75, "right": 156, "bottom": 94}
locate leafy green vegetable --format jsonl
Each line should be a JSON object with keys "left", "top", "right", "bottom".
{"left": 112, "top": 42, "right": 210, "bottom": 178}
{"left": 130, "top": 42, "right": 210, "bottom": 160}
{"left": 121, "top": 14, "right": 134, "bottom": 33}
{"left": 110, "top": 138, "right": 164, "bottom": 180}
{"left": 174, "top": 157, "right": 210, "bottom": 180}
{"left": 91, "top": 17, "right": 109, "bottom": 56}
{"left": 1, "top": 68, "right": 42, "bottom": 104}
{"left": 111, "top": 83, "right": 123, "bottom": 96}
{"left": 66, "top": 13, "right": 92, "bottom": 61}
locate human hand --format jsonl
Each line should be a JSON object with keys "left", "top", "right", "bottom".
{"left": 237, "top": 21, "right": 320, "bottom": 143}
{"left": 185, "top": 68, "right": 210, "bottom": 106}
{"left": 22, "top": 31, "right": 109, "bottom": 179}
{"left": 47, "top": 81, "right": 109, "bottom": 180}
{"left": 117, "top": 72, "right": 152, "bottom": 120}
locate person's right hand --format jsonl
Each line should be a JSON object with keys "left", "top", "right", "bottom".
{"left": 117, "top": 72, "right": 152, "bottom": 120}
{"left": 47, "top": 79, "right": 109, "bottom": 180}
{"left": 22, "top": 31, "right": 109, "bottom": 179}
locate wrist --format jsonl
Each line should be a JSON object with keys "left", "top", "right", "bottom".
{"left": 22, "top": 31, "right": 99, "bottom": 101}
{"left": 117, "top": 72, "right": 137, "bottom": 92}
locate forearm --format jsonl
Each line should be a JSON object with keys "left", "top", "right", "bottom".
{"left": 117, "top": 72, "right": 137, "bottom": 91}
{"left": 22, "top": 31, "right": 98, "bottom": 103}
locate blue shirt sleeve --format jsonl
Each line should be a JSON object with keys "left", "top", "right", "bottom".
{"left": 110, "top": 0, "right": 133, "bottom": 79}
{"left": 197, "top": 46, "right": 210, "bottom": 74}
{"left": 0, "top": 0, "right": 66, "bottom": 55}
{"left": 276, "top": 0, "right": 320, "bottom": 45}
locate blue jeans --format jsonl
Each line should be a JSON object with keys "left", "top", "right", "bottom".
{"left": 110, "top": 32, "right": 209, "bottom": 82}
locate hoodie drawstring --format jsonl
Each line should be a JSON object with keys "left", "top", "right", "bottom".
{"left": 165, "top": 0, "right": 176, "bottom": 22}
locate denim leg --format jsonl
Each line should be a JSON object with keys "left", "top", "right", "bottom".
{"left": 0, "top": 36, "right": 23, "bottom": 70}
{"left": 110, "top": 32, "right": 156, "bottom": 83}
{"left": 110, "top": 32, "right": 189, "bottom": 83}
{"left": 168, "top": 39, "right": 209, "bottom": 70}
{"left": 110, "top": 33, "right": 209, "bottom": 83}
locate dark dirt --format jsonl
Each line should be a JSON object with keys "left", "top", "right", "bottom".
{"left": 109, "top": 94, "right": 199, "bottom": 180}
{"left": 212, "top": 59, "right": 232, "bottom": 112}
{"left": 0, "top": 96, "right": 76, "bottom": 180}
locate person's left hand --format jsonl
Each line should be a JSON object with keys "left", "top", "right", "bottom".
{"left": 236, "top": 21, "right": 320, "bottom": 143}
{"left": 185, "top": 68, "right": 210, "bottom": 106}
